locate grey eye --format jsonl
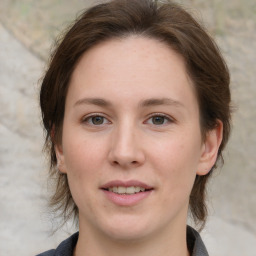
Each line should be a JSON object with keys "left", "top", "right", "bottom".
{"left": 152, "top": 116, "right": 165, "bottom": 125}
{"left": 91, "top": 116, "right": 105, "bottom": 125}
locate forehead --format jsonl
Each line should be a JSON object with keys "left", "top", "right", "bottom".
{"left": 74, "top": 36, "right": 189, "bottom": 81}
{"left": 68, "top": 36, "right": 198, "bottom": 109}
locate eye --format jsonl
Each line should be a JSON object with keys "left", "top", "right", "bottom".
{"left": 146, "top": 114, "right": 173, "bottom": 125}
{"left": 151, "top": 116, "right": 166, "bottom": 125}
{"left": 82, "top": 114, "right": 110, "bottom": 126}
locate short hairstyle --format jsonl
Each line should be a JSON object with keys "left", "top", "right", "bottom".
{"left": 40, "top": 0, "right": 231, "bottom": 230}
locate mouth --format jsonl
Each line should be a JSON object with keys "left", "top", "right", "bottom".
{"left": 103, "top": 186, "right": 152, "bottom": 195}
{"left": 100, "top": 180, "right": 154, "bottom": 206}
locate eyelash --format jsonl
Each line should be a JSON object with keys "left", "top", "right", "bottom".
{"left": 81, "top": 113, "right": 174, "bottom": 126}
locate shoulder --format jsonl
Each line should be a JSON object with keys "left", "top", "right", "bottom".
{"left": 36, "top": 232, "right": 79, "bottom": 256}
{"left": 187, "top": 226, "right": 209, "bottom": 256}
{"left": 36, "top": 249, "right": 55, "bottom": 256}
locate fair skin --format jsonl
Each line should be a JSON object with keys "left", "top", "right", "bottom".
{"left": 56, "top": 36, "right": 223, "bottom": 256}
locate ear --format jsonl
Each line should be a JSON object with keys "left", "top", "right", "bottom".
{"left": 55, "top": 143, "right": 67, "bottom": 174}
{"left": 197, "top": 120, "right": 223, "bottom": 176}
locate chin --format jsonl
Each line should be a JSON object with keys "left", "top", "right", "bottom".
{"left": 100, "top": 215, "right": 156, "bottom": 242}
{"left": 105, "top": 228, "right": 150, "bottom": 242}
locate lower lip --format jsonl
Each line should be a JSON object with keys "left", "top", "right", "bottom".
{"left": 102, "top": 189, "right": 153, "bottom": 206}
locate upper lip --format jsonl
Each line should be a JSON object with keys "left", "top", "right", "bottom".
{"left": 100, "top": 180, "right": 153, "bottom": 190}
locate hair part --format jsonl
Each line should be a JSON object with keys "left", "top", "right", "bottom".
{"left": 40, "top": 0, "right": 231, "bottom": 230}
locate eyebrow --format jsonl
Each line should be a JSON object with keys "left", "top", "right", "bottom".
{"left": 139, "top": 98, "right": 184, "bottom": 108}
{"left": 74, "top": 98, "right": 111, "bottom": 107}
{"left": 74, "top": 97, "right": 184, "bottom": 108}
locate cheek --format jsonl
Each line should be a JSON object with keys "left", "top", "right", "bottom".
{"left": 150, "top": 133, "right": 201, "bottom": 191}
{"left": 152, "top": 134, "right": 200, "bottom": 169}
{"left": 62, "top": 134, "right": 106, "bottom": 208}
{"left": 62, "top": 132, "right": 107, "bottom": 179}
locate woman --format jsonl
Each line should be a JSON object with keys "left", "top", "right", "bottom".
{"left": 37, "top": 0, "right": 231, "bottom": 255}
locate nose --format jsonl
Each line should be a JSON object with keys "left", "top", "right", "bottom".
{"left": 108, "top": 124, "right": 145, "bottom": 169}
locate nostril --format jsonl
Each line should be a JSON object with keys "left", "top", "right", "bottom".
{"left": 113, "top": 161, "right": 119, "bottom": 165}
{"left": 111, "top": 160, "right": 138, "bottom": 167}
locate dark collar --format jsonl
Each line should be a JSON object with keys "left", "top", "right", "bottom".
{"left": 187, "top": 226, "right": 209, "bottom": 256}
{"left": 37, "top": 226, "right": 208, "bottom": 256}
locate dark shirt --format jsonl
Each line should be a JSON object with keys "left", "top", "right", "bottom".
{"left": 36, "top": 226, "right": 209, "bottom": 256}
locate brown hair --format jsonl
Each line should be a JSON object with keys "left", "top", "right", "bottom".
{"left": 40, "top": 0, "right": 231, "bottom": 230}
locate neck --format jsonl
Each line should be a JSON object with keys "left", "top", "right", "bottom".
{"left": 74, "top": 218, "right": 190, "bottom": 256}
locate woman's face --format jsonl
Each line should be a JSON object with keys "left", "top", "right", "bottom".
{"left": 56, "top": 36, "right": 220, "bottom": 241}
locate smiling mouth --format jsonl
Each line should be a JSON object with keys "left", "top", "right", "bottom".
{"left": 104, "top": 186, "right": 152, "bottom": 195}
{"left": 101, "top": 181, "right": 153, "bottom": 205}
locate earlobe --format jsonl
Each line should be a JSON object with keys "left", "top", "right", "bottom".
{"left": 197, "top": 120, "right": 223, "bottom": 176}
{"left": 55, "top": 144, "right": 67, "bottom": 174}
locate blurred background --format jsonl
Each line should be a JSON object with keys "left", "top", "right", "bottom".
{"left": 0, "top": 0, "right": 255, "bottom": 255}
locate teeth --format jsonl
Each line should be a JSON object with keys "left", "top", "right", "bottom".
{"left": 107, "top": 186, "right": 147, "bottom": 194}
{"left": 117, "top": 186, "right": 126, "bottom": 194}
{"left": 135, "top": 187, "right": 141, "bottom": 193}
{"left": 126, "top": 187, "right": 135, "bottom": 194}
